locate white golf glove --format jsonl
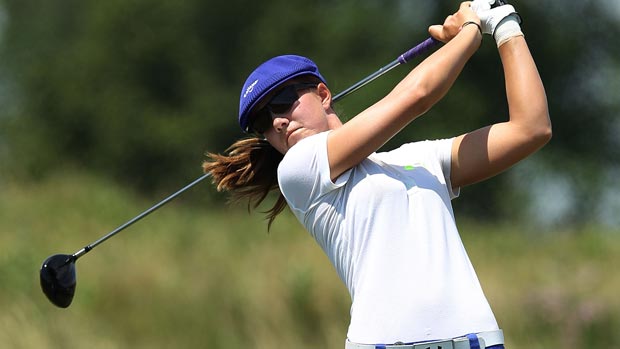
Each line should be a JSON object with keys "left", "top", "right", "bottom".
{"left": 472, "top": 0, "right": 523, "bottom": 47}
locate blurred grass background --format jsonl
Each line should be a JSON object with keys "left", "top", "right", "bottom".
{"left": 1, "top": 0, "right": 619, "bottom": 347}
{"left": 1, "top": 171, "right": 618, "bottom": 348}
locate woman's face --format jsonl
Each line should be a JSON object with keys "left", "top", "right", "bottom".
{"left": 257, "top": 82, "right": 335, "bottom": 154}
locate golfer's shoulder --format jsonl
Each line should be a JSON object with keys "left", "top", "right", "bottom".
{"left": 278, "top": 132, "right": 336, "bottom": 211}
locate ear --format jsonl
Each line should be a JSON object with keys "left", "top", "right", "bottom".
{"left": 316, "top": 83, "right": 332, "bottom": 110}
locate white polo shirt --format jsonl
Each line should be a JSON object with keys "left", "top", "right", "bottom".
{"left": 278, "top": 131, "right": 499, "bottom": 344}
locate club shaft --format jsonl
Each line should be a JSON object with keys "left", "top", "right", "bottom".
{"left": 332, "top": 37, "right": 441, "bottom": 102}
{"left": 332, "top": 59, "right": 401, "bottom": 103}
{"left": 72, "top": 173, "right": 211, "bottom": 259}
{"left": 70, "top": 37, "right": 441, "bottom": 260}
{"left": 71, "top": 37, "right": 441, "bottom": 259}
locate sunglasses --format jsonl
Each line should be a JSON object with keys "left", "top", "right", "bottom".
{"left": 249, "top": 83, "right": 317, "bottom": 134}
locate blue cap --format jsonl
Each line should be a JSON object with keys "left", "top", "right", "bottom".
{"left": 238, "top": 55, "right": 327, "bottom": 132}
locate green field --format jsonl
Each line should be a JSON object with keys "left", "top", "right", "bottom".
{"left": 1, "top": 172, "right": 619, "bottom": 348}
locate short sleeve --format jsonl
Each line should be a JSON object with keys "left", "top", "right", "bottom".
{"left": 436, "top": 138, "right": 460, "bottom": 199}
{"left": 277, "top": 131, "right": 351, "bottom": 213}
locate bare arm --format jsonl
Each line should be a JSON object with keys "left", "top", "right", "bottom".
{"left": 327, "top": 2, "right": 482, "bottom": 181}
{"left": 450, "top": 36, "right": 552, "bottom": 188}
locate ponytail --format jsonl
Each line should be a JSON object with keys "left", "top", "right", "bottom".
{"left": 203, "top": 137, "right": 287, "bottom": 230}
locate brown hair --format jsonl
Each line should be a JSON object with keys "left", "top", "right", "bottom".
{"left": 203, "top": 75, "right": 330, "bottom": 229}
{"left": 202, "top": 137, "right": 287, "bottom": 230}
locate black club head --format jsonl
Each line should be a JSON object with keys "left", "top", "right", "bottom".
{"left": 40, "top": 254, "right": 77, "bottom": 308}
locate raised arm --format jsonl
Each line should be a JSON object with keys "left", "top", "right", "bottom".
{"left": 450, "top": 7, "right": 551, "bottom": 188}
{"left": 326, "top": 2, "right": 482, "bottom": 181}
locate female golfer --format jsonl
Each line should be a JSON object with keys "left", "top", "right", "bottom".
{"left": 204, "top": 1, "right": 550, "bottom": 348}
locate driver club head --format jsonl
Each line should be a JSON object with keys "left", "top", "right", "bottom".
{"left": 40, "top": 254, "right": 77, "bottom": 308}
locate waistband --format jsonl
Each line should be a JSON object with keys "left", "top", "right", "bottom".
{"left": 345, "top": 329, "right": 504, "bottom": 349}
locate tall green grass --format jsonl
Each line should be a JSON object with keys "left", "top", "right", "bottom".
{"left": 1, "top": 172, "right": 618, "bottom": 348}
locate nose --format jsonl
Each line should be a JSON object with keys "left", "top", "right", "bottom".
{"left": 273, "top": 115, "right": 290, "bottom": 133}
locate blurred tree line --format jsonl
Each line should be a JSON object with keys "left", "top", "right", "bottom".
{"left": 0, "top": 0, "right": 618, "bottom": 228}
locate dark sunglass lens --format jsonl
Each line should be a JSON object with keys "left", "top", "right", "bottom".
{"left": 269, "top": 103, "right": 293, "bottom": 114}
{"left": 269, "top": 85, "right": 299, "bottom": 105}
{"left": 250, "top": 109, "right": 271, "bottom": 134}
{"left": 268, "top": 86, "right": 301, "bottom": 115}
{"left": 249, "top": 83, "right": 317, "bottom": 133}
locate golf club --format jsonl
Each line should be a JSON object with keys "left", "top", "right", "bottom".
{"left": 37, "top": 36, "right": 449, "bottom": 308}
{"left": 40, "top": 0, "right": 507, "bottom": 308}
